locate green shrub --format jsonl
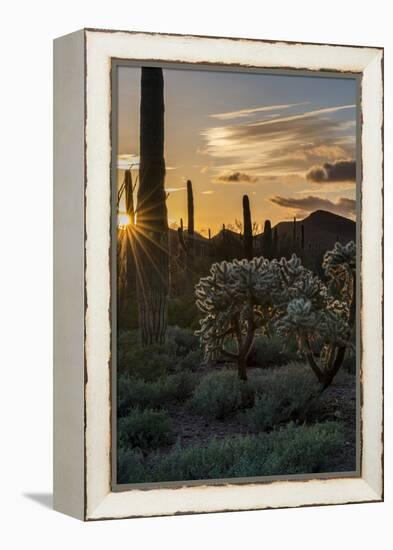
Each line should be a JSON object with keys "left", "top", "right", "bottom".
{"left": 118, "top": 341, "right": 175, "bottom": 380}
{"left": 342, "top": 351, "right": 356, "bottom": 374}
{"left": 117, "top": 326, "right": 203, "bottom": 379}
{"left": 188, "top": 370, "right": 254, "bottom": 420}
{"left": 176, "top": 349, "right": 203, "bottom": 371}
{"left": 168, "top": 296, "right": 200, "bottom": 329}
{"left": 245, "top": 363, "right": 319, "bottom": 431}
{"left": 117, "top": 371, "right": 196, "bottom": 415}
{"left": 248, "top": 334, "right": 298, "bottom": 368}
{"left": 167, "top": 325, "right": 200, "bottom": 356}
{"left": 117, "top": 448, "right": 146, "bottom": 484}
{"left": 117, "top": 421, "right": 344, "bottom": 483}
{"left": 118, "top": 408, "right": 174, "bottom": 451}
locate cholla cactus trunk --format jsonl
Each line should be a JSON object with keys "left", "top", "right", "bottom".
{"left": 276, "top": 241, "right": 357, "bottom": 389}
{"left": 242, "top": 195, "right": 253, "bottom": 260}
{"left": 319, "top": 241, "right": 357, "bottom": 388}
{"left": 195, "top": 257, "right": 278, "bottom": 380}
{"left": 135, "top": 67, "right": 169, "bottom": 345}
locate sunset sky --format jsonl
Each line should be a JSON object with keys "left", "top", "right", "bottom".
{"left": 117, "top": 66, "right": 357, "bottom": 235}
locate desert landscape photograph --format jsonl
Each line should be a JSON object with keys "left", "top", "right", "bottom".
{"left": 114, "top": 64, "right": 358, "bottom": 485}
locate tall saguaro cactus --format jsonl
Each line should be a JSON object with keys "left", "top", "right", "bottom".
{"left": 243, "top": 195, "right": 253, "bottom": 260}
{"left": 187, "top": 179, "right": 194, "bottom": 264}
{"left": 177, "top": 179, "right": 195, "bottom": 272}
{"left": 124, "top": 169, "right": 135, "bottom": 224}
{"left": 117, "top": 168, "right": 138, "bottom": 328}
{"left": 135, "top": 67, "right": 169, "bottom": 345}
{"left": 187, "top": 180, "right": 194, "bottom": 235}
{"left": 263, "top": 220, "right": 273, "bottom": 259}
{"left": 293, "top": 216, "right": 297, "bottom": 251}
{"left": 273, "top": 226, "right": 278, "bottom": 257}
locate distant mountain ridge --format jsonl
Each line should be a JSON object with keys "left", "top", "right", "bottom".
{"left": 169, "top": 209, "right": 356, "bottom": 263}
{"left": 268, "top": 210, "right": 355, "bottom": 253}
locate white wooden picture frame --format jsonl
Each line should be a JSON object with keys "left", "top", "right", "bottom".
{"left": 53, "top": 28, "right": 383, "bottom": 521}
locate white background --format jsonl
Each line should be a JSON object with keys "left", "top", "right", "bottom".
{"left": 0, "top": 1, "right": 391, "bottom": 548}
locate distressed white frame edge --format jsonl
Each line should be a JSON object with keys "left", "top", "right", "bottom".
{"left": 83, "top": 30, "right": 383, "bottom": 520}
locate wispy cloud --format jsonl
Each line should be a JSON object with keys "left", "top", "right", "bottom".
{"left": 248, "top": 104, "right": 355, "bottom": 128}
{"left": 201, "top": 104, "right": 356, "bottom": 181}
{"left": 270, "top": 195, "right": 356, "bottom": 218}
{"left": 201, "top": 190, "right": 214, "bottom": 194}
{"left": 166, "top": 186, "right": 186, "bottom": 193}
{"left": 210, "top": 102, "right": 309, "bottom": 121}
{"left": 117, "top": 154, "right": 140, "bottom": 169}
{"left": 117, "top": 154, "right": 176, "bottom": 171}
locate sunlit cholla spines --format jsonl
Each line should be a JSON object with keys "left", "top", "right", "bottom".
{"left": 195, "top": 241, "right": 356, "bottom": 388}
{"left": 195, "top": 256, "right": 278, "bottom": 380}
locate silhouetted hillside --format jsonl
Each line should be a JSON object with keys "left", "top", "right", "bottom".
{"left": 268, "top": 210, "right": 355, "bottom": 254}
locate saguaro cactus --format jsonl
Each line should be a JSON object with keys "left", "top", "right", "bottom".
{"left": 117, "top": 169, "right": 136, "bottom": 328}
{"left": 124, "top": 169, "right": 135, "bottom": 224}
{"left": 273, "top": 226, "right": 278, "bottom": 256}
{"left": 301, "top": 224, "right": 305, "bottom": 251}
{"left": 263, "top": 220, "right": 273, "bottom": 259}
{"left": 293, "top": 216, "right": 297, "bottom": 250}
{"left": 177, "top": 180, "right": 195, "bottom": 271}
{"left": 135, "top": 67, "right": 169, "bottom": 345}
{"left": 243, "top": 195, "right": 253, "bottom": 260}
{"left": 187, "top": 180, "right": 194, "bottom": 235}
{"left": 187, "top": 179, "right": 194, "bottom": 263}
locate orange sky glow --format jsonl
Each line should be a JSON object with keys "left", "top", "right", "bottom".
{"left": 116, "top": 67, "right": 357, "bottom": 235}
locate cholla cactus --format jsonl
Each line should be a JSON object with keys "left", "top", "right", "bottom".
{"left": 195, "top": 257, "right": 278, "bottom": 380}
{"left": 323, "top": 241, "right": 356, "bottom": 305}
{"left": 195, "top": 242, "right": 356, "bottom": 387}
{"left": 276, "top": 242, "right": 356, "bottom": 388}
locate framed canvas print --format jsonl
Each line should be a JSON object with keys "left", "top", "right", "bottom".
{"left": 53, "top": 29, "right": 383, "bottom": 521}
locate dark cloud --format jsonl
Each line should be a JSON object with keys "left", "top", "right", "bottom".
{"left": 270, "top": 195, "right": 356, "bottom": 218}
{"left": 306, "top": 159, "right": 356, "bottom": 183}
{"left": 215, "top": 171, "right": 258, "bottom": 184}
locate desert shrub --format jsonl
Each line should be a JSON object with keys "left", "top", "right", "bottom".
{"left": 117, "top": 448, "right": 146, "bottom": 484}
{"left": 118, "top": 407, "right": 174, "bottom": 451}
{"left": 167, "top": 325, "right": 200, "bottom": 356}
{"left": 168, "top": 295, "right": 200, "bottom": 329}
{"left": 117, "top": 421, "right": 344, "bottom": 483}
{"left": 117, "top": 326, "right": 203, "bottom": 379}
{"left": 117, "top": 342, "right": 174, "bottom": 380}
{"left": 245, "top": 363, "right": 319, "bottom": 431}
{"left": 176, "top": 349, "right": 203, "bottom": 371}
{"left": 188, "top": 370, "right": 254, "bottom": 420}
{"left": 248, "top": 334, "right": 298, "bottom": 368}
{"left": 342, "top": 351, "right": 356, "bottom": 374}
{"left": 118, "top": 371, "right": 196, "bottom": 415}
